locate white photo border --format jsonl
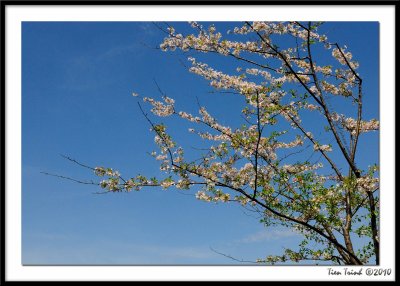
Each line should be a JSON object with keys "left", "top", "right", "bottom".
{"left": 5, "top": 4, "right": 396, "bottom": 281}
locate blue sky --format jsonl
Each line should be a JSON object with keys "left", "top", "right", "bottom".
{"left": 22, "top": 21, "right": 379, "bottom": 265}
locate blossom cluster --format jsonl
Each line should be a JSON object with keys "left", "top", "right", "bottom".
{"left": 313, "top": 144, "right": 333, "bottom": 152}
{"left": 330, "top": 113, "right": 380, "bottom": 135}
{"left": 188, "top": 57, "right": 265, "bottom": 96}
{"left": 332, "top": 48, "right": 359, "bottom": 69}
{"left": 195, "top": 190, "right": 231, "bottom": 203}
{"left": 343, "top": 118, "right": 379, "bottom": 135}
{"left": 321, "top": 80, "right": 340, "bottom": 95}
{"left": 94, "top": 167, "right": 120, "bottom": 177}
{"left": 143, "top": 96, "right": 175, "bottom": 117}
{"left": 282, "top": 163, "right": 323, "bottom": 174}
{"left": 356, "top": 176, "right": 379, "bottom": 192}
{"left": 274, "top": 136, "right": 304, "bottom": 149}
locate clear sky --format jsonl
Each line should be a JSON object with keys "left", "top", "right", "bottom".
{"left": 22, "top": 21, "right": 379, "bottom": 265}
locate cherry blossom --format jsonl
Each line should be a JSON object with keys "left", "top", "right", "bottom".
{"left": 85, "top": 22, "right": 379, "bottom": 266}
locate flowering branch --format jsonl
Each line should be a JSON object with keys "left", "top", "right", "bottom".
{"left": 58, "top": 22, "right": 379, "bottom": 265}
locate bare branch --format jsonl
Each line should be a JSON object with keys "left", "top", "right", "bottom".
{"left": 210, "top": 247, "right": 259, "bottom": 264}
{"left": 41, "top": 171, "right": 99, "bottom": 186}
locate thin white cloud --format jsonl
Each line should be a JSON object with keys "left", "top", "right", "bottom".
{"left": 98, "top": 44, "right": 140, "bottom": 60}
{"left": 139, "top": 22, "right": 156, "bottom": 36}
{"left": 23, "top": 241, "right": 217, "bottom": 265}
{"left": 238, "top": 229, "right": 298, "bottom": 244}
{"left": 151, "top": 246, "right": 215, "bottom": 260}
{"left": 26, "top": 232, "right": 76, "bottom": 241}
